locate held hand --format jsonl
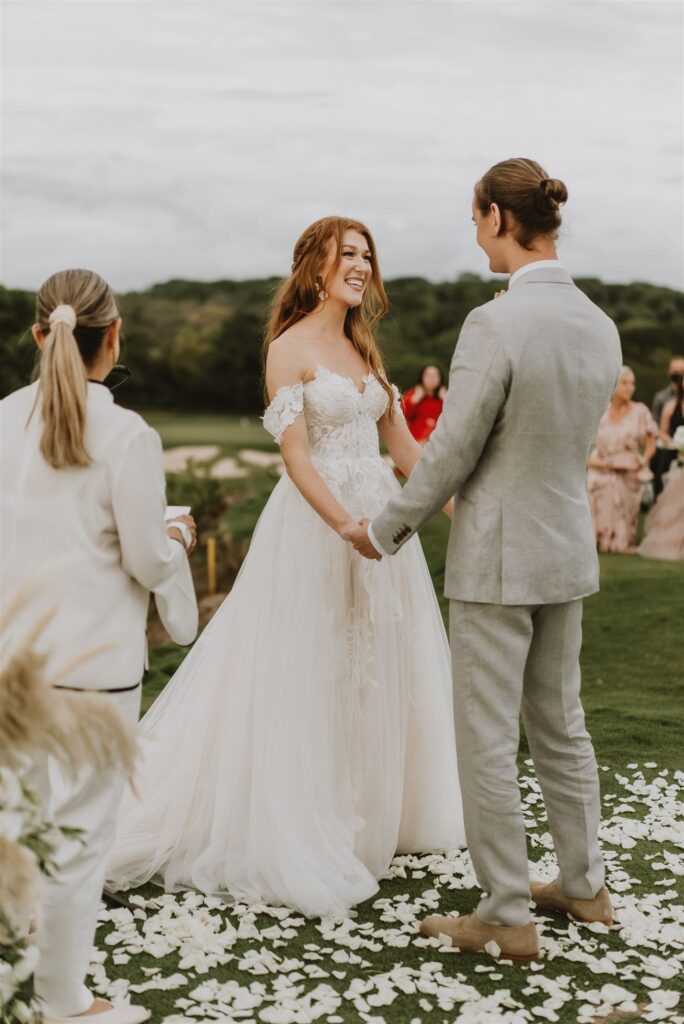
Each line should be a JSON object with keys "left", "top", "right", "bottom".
{"left": 167, "top": 514, "right": 197, "bottom": 554}
{"left": 338, "top": 519, "right": 361, "bottom": 543}
{"left": 442, "top": 497, "right": 455, "bottom": 519}
{"left": 354, "top": 518, "right": 382, "bottom": 560}
{"left": 340, "top": 517, "right": 382, "bottom": 560}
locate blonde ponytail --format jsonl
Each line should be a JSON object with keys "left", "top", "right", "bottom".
{"left": 31, "top": 270, "right": 120, "bottom": 469}
{"left": 38, "top": 316, "right": 89, "bottom": 467}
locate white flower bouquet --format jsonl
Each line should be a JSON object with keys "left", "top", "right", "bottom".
{"left": 671, "top": 424, "right": 684, "bottom": 464}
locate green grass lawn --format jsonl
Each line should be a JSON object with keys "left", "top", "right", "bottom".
{"left": 101, "top": 412, "right": 683, "bottom": 1024}
{"left": 146, "top": 491, "right": 684, "bottom": 772}
{"left": 143, "top": 406, "right": 683, "bottom": 767}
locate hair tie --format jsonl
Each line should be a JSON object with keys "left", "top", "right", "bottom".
{"left": 49, "top": 304, "right": 77, "bottom": 330}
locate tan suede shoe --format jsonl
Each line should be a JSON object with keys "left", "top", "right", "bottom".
{"left": 419, "top": 912, "right": 540, "bottom": 961}
{"left": 530, "top": 878, "right": 614, "bottom": 926}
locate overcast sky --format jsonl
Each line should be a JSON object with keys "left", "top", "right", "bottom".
{"left": 2, "top": 0, "right": 682, "bottom": 292}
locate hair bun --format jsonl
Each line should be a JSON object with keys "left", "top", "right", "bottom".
{"left": 538, "top": 177, "right": 568, "bottom": 210}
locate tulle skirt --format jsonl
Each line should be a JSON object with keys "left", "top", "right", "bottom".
{"left": 109, "top": 455, "right": 464, "bottom": 918}
{"left": 639, "top": 463, "right": 684, "bottom": 562}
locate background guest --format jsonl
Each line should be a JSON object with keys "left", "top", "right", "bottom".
{"left": 640, "top": 373, "right": 684, "bottom": 556}
{"left": 0, "top": 269, "right": 199, "bottom": 1024}
{"left": 650, "top": 355, "right": 684, "bottom": 496}
{"left": 402, "top": 364, "right": 447, "bottom": 444}
{"left": 651, "top": 355, "right": 684, "bottom": 426}
{"left": 659, "top": 367, "right": 684, "bottom": 442}
{"left": 638, "top": 434, "right": 684, "bottom": 562}
{"left": 587, "top": 366, "right": 657, "bottom": 553}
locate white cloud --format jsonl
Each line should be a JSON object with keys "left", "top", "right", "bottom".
{"left": 1, "top": 0, "right": 682, "bottom": 291}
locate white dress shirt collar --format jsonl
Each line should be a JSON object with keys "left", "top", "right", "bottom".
{"left": 87, "top": 380, "right": 114, "bottom": 402}
{"left": 508, "top": 259, "right": 565, "bottom": 289}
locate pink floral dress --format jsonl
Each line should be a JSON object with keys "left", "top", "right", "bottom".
{"left": 587, "top": 402, "right": 657, "bottom": 553}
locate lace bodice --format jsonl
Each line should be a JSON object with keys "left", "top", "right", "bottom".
{"left": 263, "top": 366, "right": 403, "bottom": 463}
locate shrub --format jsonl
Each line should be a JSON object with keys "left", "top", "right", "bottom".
{"left": 165, "top": 464, "right": 226, "bottom": 533}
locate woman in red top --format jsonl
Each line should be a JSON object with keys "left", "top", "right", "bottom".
{"left": 402, "top": 364, "right": 447, "bottom": 444}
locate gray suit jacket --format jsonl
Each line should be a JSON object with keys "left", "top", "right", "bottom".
{"left": 372, "top": 268, "right": 622, "bottom": 605}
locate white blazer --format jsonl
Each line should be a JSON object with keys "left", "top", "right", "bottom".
{"left": 0, "top": 381, "right": 198, "bottom": 691}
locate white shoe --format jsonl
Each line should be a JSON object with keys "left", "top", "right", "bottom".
{"left": 45, "top": 1004, "right": 150, "bottom": 1024}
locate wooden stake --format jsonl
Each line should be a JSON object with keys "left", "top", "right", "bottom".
{"left": 207, "top": 536, "right": 217, "bottom": 595}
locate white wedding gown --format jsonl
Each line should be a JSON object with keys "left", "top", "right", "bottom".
{"left": 109, "top": 367, "right": 465, "bottom": 918}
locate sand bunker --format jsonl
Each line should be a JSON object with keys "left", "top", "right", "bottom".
{"left": 237, "top": 449, "right": 284, "bottom": 470}
{"left": 210, "top": 457, "right": 249, "bottom": 479}
{"left": 163, "top": 445, "right": 221, "bottom": 473}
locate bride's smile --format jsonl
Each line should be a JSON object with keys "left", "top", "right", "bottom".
{"left": 319, "top": 231, "right": 372, "bottom": 308}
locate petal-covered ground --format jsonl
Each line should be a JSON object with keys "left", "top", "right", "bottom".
{"left": 93, "top": 764, "right": 684, "bottom": 1024}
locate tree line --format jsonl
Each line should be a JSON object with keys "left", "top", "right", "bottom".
{"left": 1, "top": 274, "right": 682, "bottom": 410}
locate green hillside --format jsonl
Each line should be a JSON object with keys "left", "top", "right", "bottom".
{"left": 2, "top": 274, "right": 682, "bottom": 409}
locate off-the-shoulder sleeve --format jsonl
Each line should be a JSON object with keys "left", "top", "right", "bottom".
{"left": 262, "top": 382, "right": 305, "bottom": 444}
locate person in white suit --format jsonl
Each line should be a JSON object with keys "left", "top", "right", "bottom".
{"left": 0, "top": 269, "right": 199, "bottom": 1024}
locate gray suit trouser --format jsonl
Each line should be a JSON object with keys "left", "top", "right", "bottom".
{"left": 449, "top": 598, "right": 605, "bottom": 927}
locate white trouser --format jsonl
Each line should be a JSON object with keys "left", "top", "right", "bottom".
{"left": 27, "top": 686, "right": 141, "bottom": 1018}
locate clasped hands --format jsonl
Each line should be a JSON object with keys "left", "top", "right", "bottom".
{"left": 341, "top": 496, "right": 454, "bottom": 561}
{"left": 342, "top": 518, "right": 382, "bottom": 561}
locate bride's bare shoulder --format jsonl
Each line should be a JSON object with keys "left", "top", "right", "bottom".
{"left": 266, "top": 328, "right": 314, "bottom": 377}
{"left": 265, "top": 328, "right": 314, "bottom": 396}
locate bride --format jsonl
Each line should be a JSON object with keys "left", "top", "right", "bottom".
{"left": 109, "top": 216, "right": 465, "bottom": 918}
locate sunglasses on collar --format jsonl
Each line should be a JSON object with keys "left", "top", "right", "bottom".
{"left": 103, "top": 364, "right": 132, "bottom": 391}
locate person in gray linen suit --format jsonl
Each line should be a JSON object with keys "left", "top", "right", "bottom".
{"left": 350, "top": 158, "right": 623, "bottom": 960}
